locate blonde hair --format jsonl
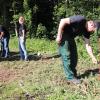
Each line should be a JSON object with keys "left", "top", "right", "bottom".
{"left": 19, "top": 16, "right": 25, "bottom": 24}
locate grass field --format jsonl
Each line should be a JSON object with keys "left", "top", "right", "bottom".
{"left": 0, "top": 37, "right": 100, "bottom": 100}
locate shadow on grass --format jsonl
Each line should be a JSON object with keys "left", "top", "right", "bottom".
{"left": 78, "top": 68, "right": 100, "bottom": 79}
{"left": 0, "top": 53, "right": 41, "bottom": 62}
{"left": 0, "top": 51, "right": 19, "bottom": 61}
{"left": 41, "top": 54, "right": 60, "bottom": 60}
{"left": 0, "top": 51, "right": 60, "bottom": 61}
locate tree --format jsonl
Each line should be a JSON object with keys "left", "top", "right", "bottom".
{"left": 0, "top": 0, "right": 10, "bottom": 28}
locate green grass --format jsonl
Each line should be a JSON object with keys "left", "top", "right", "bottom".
{"left": 9, "top": 37, "right": 58, "bottom": 54}
{"left": 0, "top": 37, "right": 100, "bottom": 100}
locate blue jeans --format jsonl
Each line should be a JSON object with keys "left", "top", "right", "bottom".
{"left": 1, "top": 37, "right": 9, "bottom": 58}
{"left": 18, "top": 37, "right": 28, "bottom": 60}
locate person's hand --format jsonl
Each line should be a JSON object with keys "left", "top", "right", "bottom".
{"left": 92, "top": 56, "right": 98, "bottom": 64}
{"left": 56, "top": 34, "right": 62, "bottom": 44}
{"left": 20, "top": 36, "right": 24, "bottom": 43}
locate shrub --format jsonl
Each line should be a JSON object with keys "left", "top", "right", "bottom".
{"left": 36, "top": 23, "right": 48, "bottom": 38}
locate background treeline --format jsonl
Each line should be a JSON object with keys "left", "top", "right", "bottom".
{"left": 0, "top": 0, "right": 100, "bottom": 39}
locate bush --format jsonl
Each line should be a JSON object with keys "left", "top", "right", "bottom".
{"left": 36, "top": 23, "right": 48, "bottom": 38}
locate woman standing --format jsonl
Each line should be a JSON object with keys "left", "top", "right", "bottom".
{"left": 15, "top": 16, "right": 28, "bottom": 61}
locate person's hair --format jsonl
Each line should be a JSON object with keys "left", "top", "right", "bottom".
{"left": 86, "top": 20, "right": 96, "bottom": 32}
{"left": 19, "top": 16, "right": 24, "bottom": 20}
{"left": 19, "top": 16, "right": 25, "bottom": 24}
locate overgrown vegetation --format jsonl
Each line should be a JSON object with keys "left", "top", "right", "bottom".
{"left": 0, "top": 0, "right": 100, "bottom": 39}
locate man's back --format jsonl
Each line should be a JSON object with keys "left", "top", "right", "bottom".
{"left": 62, "top": 15, "right": 90, "bottom": 39}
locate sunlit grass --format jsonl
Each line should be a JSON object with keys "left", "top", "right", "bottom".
{"left": 0, "top": 36, "right": 100, "bottom": 100}
{"left": 9, "top": 37, "right": 58, "bottom": 54}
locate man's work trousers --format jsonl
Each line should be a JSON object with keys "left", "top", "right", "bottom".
{"left": 59, "top": 39, "right": 78, "bottom": 80}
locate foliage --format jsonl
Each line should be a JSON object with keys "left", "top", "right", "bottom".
{"left": 36, "top": 23, "right": 48, "bottom": 38}
{"left": 0, "top": 0, "right": 100, "bottom": 38}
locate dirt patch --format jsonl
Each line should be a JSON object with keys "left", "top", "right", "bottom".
{"left": 0, "top": 54, "right": 60, "bottom": 84}
{"left": 0, "top": 68, "right": 22, "bottom": 84}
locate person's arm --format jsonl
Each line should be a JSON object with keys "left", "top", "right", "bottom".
{"left": 22, "top": 29, "right": 25, "bottom": 38}
{"left": 56, "top": 18, "right": 70, "bottom": 44}
{"left": 84, "top": 37, "right": 97, "bottom": 64}
{"left": 56, "top": 15, "right": 85, "bottom": 44}
{"left": 0, "top": 26, "right": 4, "bottom": 39}
{"left": 22, "top": 24, "right": 26, "bottom": 39}
{"left": 0, "top": 32, "right": 4, "bottom": 39}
